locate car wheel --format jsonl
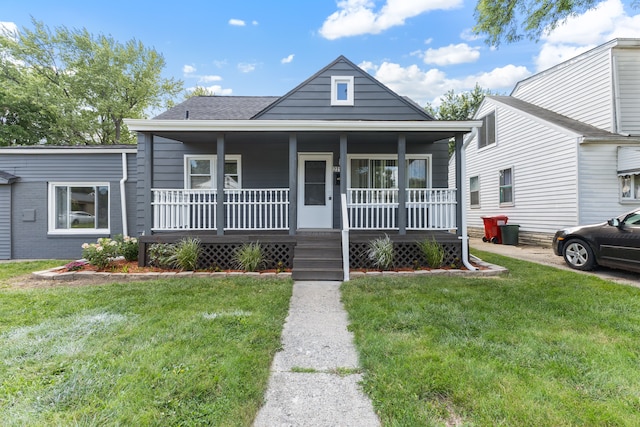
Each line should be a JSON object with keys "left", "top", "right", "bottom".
{"left": 72, "top": 219, "right": 79, "bottom": 226}
{"left": 562, "top": 239, "right": 596, "bottom": 271}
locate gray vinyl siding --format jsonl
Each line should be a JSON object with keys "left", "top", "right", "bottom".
{"left": 614, "top": 48, "right": 640, "bottom": 135}
{"left": 512, "top": 47, "right": 614, "bottom": 132}
{"left": 255, "top": 58, "right": 431, "bottom": 121}
{"left": 465, "top": 100, "right": 579, "bottom": 234}
{"left": 0, "top": 151, "right": 136, "bottom": 259}
{"left": 0, "top": 186, "right": 11, "bottom": 259}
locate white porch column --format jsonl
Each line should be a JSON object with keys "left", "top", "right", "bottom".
{"left": 397, "top": 134, "right": 407, "bottom": 235}
{"left": 216, "top": 133, "right": 225, "bottom": 235}
{"left": 289, "top": 133, "right": 297, "bottom": 235}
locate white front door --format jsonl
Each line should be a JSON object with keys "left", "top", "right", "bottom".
{"left": 298, "top": 153, "right": 333, "bottom": 229}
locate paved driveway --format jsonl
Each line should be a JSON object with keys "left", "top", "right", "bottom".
{"left": 469, "top": 238, "right": 640, "bottom": 288}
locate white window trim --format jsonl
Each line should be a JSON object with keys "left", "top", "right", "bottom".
{"left": 184, "top": 155, "right": 242, "bottom": 189}
{"left": 48, "top": 182, "right": 111, "bottom": 235}
{"left": 499, "top": 166, "right": 514, "bottom": 207}
{"left": 331, "top": 75, "right": 354, "bottom": 106}
{"left": 470, "top": 175, "right": 480, "bottom": 209}
{"left": 477, "top": 111, "right": 497, "bottom": 152}
{"left": 346, "top": 154, "right": 432, "bottom": 188}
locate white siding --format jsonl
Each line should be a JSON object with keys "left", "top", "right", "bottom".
{"left": 614, "top": 48, "right": 640, "bottom": 135}
{"left": 466, "top": 99, "right": 579, "bottom": 233}
{"left": 513, "top": 47, "right": 613, "bottom": 132}
{"left": 578, "top": 143, "right": 640, "bottom": 224}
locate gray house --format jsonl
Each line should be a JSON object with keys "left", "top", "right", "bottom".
{"left": 127, "top": 56, "right": 480, "bottom": 279}
{"left": 0, "top": 56, "right": 479, "bottom": 280}
{"left": 0, "top": 145, "right": 137, "bottom": 260}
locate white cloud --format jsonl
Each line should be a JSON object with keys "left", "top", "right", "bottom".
{"left": 319, "top": 0, "right": 462, "bottom": 40}
{"left": 199, "top": 75, "right": 222, "bottom": 82}
{"left": 229, "top": 19, "right": 246, "bottom": 26}
{"left": 535, "top": 0, "right": 640, "bottom": 71}
{"left": 183, "top": 64, "right": 197, "bottom": 74}
{"left": 238, "top": 62, "right": 256, "bottom": 73}
{"left": 421, "top": 43, "right": 481, "bottom": 66}
{"left": 281, "top": 54, "right": 295, "bottom": 64}
{"left": 0, "top": 21, "right": 18, "bottom": 38}
{"left": 360, "top": 60, "right": 530, "bottom": 106}
{"left": 252, "top": 20, "right": 259, "bottom": 26}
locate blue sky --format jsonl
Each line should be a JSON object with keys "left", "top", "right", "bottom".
{"left": 3, "top": 0, "right": 640, "bottom": 109}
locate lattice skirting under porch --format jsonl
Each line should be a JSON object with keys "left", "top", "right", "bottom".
{"left": 349, "top": 241, "right": 462, "bottom": 270}
{"left": 196, "top": 242, "right": 294, "bottom": 270}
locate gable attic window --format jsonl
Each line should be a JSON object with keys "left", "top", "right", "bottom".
{"left": 478, "top": 111, "right": 496, "bottom": 149}
{"left": 331, "top": 76, "right": 354, "bottom": 106}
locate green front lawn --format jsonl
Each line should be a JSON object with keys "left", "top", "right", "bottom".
{"left": 0, "top": 276, "right": 292, "bottom": 426}
{"left": 0, "top": 260, "right": 71, "bottom": 287}
{"left": 342, "top": 251, "right": 640, "bottom": 426}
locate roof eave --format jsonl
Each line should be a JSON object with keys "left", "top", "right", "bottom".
{"left": 124, "top": 119, "right": 481, "bottom": 133}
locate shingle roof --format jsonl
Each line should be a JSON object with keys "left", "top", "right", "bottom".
{"left": 154, "top": 96, "right": 280, "bottom": 120}
{"left": 489, "top": 96, "right": 618, "bottom": 138}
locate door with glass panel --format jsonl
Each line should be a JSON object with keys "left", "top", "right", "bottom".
{"left": 298, "top": 153, "right": 333, "bottom": 228}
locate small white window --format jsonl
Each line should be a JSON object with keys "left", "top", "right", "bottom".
{"left": 184, "top": 155, "right": 241, "bottom": 189}
{"left": 620, "top": 173, "right": 640, "bottom": 200}
{"left": 331, "top": 76, "right": 354, "bottom": 106}
{"left": 48, "top": 183, "right": 110, "bottom": 234}
{"left": 470, "top": 176, "right": 480, "bottom": 208}
{"left": 478, "top": 111, "right": 496, "bottom": 149}
{"left": 499, "top": 167, "right": 514, "bottom": 206}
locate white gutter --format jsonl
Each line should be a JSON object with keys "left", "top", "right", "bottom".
{"left": 120, "top": 153, "right": 129, "bottom": 238}
{"left": 124, "top": 118, "right": 482, "bottom": 133}
{"left": 460, "top": 127, "right": 478, "bottom": 271}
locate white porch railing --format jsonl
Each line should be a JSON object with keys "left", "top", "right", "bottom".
{"left": 151, "top": 188, "right": 289, "bottom": 231}
{"left": 347, "top": 188, "right": 457, "bottom": 230}
{"left": 225, "top": 189, "right": 289, "bottom": 230}
{"left": 152, "top": 189, "right": 217, "bottom": 231}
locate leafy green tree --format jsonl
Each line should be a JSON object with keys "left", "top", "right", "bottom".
{"left": 474, "top": 0, "right": 640, "bottom": 46}
{"left": 0, "top": 19, "right": 183, "bottom": 146}
{"left": 425, "top": 84, "right": 495, "bottom": 155}
{"left": 184, "top": 86, "right": 217, "bottom": 99}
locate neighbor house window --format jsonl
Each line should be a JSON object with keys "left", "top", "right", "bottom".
{"left": 184, "top": 155, "right": 241, "bottom": 189}
{"left": 499, "top": 168, "right": 513, "bottom": 205}
{"left": 620, "top": 174, "right": 640, "bottom": 200}
{"left": 331, "top": 76, "right": 354, "bottom": 106}
{"left": 470, "top": 176, "right": 480, "bottom": 208}
{"left": 478, "top": 111, "right": 496, "bottom": 149}
{"left": 49, "top": 183, "right": 109, "bottom": 233}
{"left": 348, "top": 155, "right": 431, "bottom": 189}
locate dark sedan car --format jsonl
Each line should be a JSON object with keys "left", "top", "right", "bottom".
{"left": 553, "top": 209, "right": 640, "bottom": 273}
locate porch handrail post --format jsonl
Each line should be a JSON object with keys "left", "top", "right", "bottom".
{"left": 454, "top": 132, "right": 463, "bottom": 237}
{"left": 143, "top": 133, "right": 154, "bottom": 236}
{"left": 397, "top": 134, "right": 407, "bottom": 235}
{"left": 289, "top": 133, "right": 297, "bottom": 236}
{"left": 339, "top": 134, "right": 347, "bottom": 196}
{"left": 216, "top": 133, "right": 225, "bottom": 235}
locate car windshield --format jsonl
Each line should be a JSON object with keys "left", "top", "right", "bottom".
{"left": 623, "top": 211, "right": 640, "bottom": 226}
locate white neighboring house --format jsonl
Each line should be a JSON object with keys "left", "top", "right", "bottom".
{"left": 455, "top": 38, "right": 640, "bottom": 245}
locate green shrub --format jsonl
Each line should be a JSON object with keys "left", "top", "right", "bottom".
{"left": 368, "top": 234, "right": 394, "bottom": 270}
{"left": 82, "top": 237, "right": 119, "bottom": 269}
{"left": 114, "top": 234, "right": 139, "bottom": 262}
{"left": 417, "top": 238, "right": 445, "bottom": 268}
{"left": 168, "top": 237, "right": 201, "bottom": 271}
{"left": 234, "top": 242, "right": 264, "bottom": 272}
{"left": 148, "top": 243, "right": 175, "bottom": 269}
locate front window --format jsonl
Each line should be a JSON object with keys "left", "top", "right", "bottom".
{"left": 349, "top": 156, "right": 430, "bottom": 189}
{"left": 620, "top": 174, "right": 640, "bottom": 200}
{"left": 49, "top": 183, "right": 109, "bottom": 233}
{"left": 470, "top": 176, "right": 480, "bottom": 208}
{"left": 499, "top": 168, "right": 513, "bottom": 205}
{"left": 185, "top": 155, "right": 241, "bottom": 189}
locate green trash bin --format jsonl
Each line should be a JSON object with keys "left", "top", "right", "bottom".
{"left": 499, "top": 224, "right": 520, "bottom": 245}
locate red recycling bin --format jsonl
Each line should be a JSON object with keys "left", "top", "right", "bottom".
{"left": 481, "top": 215, "right": 508, "bottom": 244}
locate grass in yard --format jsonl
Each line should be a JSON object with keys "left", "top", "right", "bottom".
{"left": 0, "top": 260, "right": 70, "bottom": 287}
{"left": 0, "top": 276, "right": 292, "bottom": 426}
{"left": 342, "top": 250, "right": 640, "bottom": 426}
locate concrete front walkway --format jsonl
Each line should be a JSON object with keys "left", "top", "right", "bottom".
{"left": 253, "top": 281, "right": 380, "bottom": 427}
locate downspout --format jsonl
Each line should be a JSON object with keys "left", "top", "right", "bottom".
{"left": 459, "top": 128, "right": 478, "bottom": 271}
{"left": 120, "top": 152, "right": 129, "bottom": 238}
